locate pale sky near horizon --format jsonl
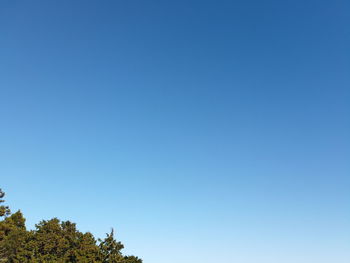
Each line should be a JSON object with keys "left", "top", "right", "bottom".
{"left": 1, "top": 1, "right": 349, "bottom": 263}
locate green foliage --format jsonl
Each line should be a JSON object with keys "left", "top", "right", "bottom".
{"left": 0, "top": 189, "right": 10, "bottom": 217}
{"left": 0, "top": 189, "right": 142, "bottom": 263}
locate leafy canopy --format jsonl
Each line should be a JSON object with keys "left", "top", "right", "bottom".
{"left": 0, "top": 189, "right": 142, "bottom": 263}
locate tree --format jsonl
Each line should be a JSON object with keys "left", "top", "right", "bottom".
{"left": 0, "top": 189, "right": 142, "bottom": 263}
{"left": 99, "top": 229, "right": 124, "bottom": 262}
{"left": 0, "top": 189, "right": 10, "bottom": 218}
{"left": 99, "top": 229, "right": 142, "bottom": 263}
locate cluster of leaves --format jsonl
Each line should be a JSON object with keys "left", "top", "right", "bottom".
{"left": 0, "top": 189, "right": 142, "bottom": 263}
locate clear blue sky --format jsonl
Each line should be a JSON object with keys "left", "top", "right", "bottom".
{"left": 1, "top": 1, "right": 349, "bottom": 262}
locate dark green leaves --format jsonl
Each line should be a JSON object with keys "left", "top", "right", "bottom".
{"left": 0, "top": 189, "right": 142, "bottom": 263}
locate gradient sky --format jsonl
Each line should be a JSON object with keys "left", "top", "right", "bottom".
{"left": 1, "top": 1, "right": 349, "bottom": 262}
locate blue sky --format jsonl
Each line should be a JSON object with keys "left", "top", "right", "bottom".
{"left": 0, "top": 0, "right": 349, "bottom": 262}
